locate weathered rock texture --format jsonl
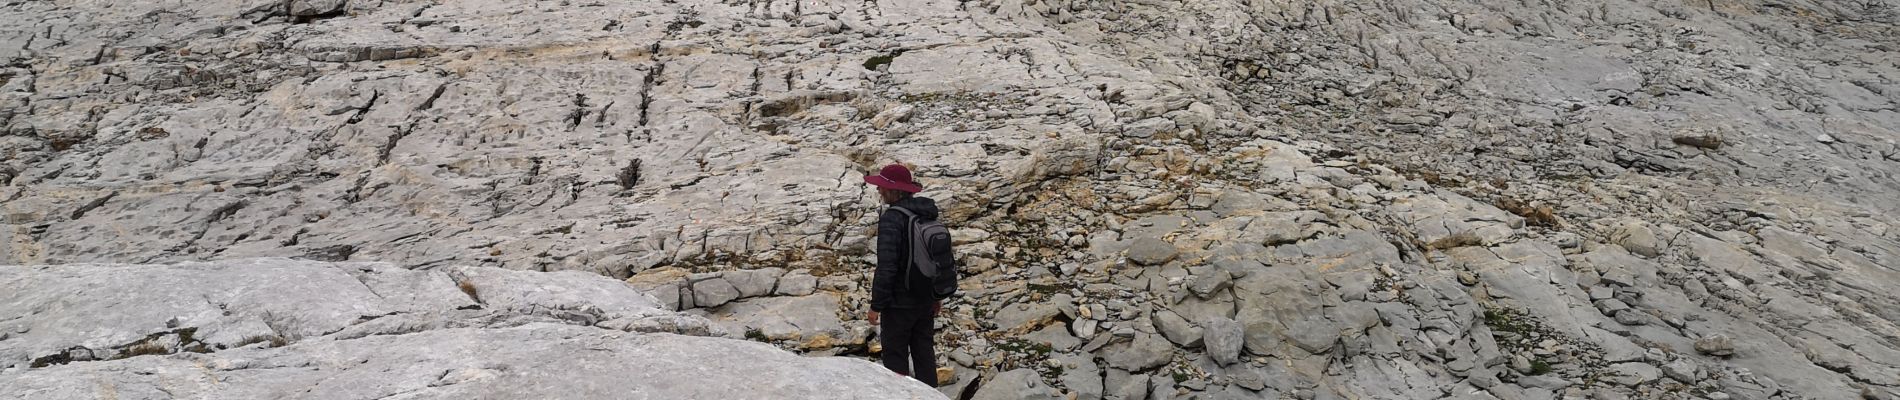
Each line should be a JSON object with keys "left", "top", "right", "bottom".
{"left": 2, "top": 0, "right": 1898, "bottom": 399}
{"left": 0, "top": 258, "right": 943, "bottom": 399}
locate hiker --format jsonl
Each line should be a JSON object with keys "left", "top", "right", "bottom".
{"left": 863, "top": 163, "right": 958, "bottom": 387}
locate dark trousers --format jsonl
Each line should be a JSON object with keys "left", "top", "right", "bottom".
{"left": 879, "top": 307, "right": 939, "bottom": 387}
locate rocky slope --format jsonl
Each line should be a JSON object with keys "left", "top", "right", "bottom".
{"left": 0, "top": 258, "right": 942, "bottom": 399}
{"left": 2, "top": 0, "right": 1898, "bottom": 399}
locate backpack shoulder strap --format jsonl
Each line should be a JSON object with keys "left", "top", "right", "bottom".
{"left": 887, "top": 206, "right": 919, "bottom": 288}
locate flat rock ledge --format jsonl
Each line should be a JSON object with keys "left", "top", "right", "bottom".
{"left": 0, "top": 258, "right": 944, "bottom": 400}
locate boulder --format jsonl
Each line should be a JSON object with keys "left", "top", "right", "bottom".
{"left": 1696, "top": 335, "right": 1736, "bottom": 357}
{"left": 1202, "top": 317, "right": 1244, "bottom": 366}
{"left": 1186, "top": 269, "right": 1234, "bottom": 299}
{"left": 1609, "top": 220, "right": 1662, "bottom": 258}
{"left": 1663, "top": 359, "right": 1700, "bottom": 383}
{"left": 1126, "top": 237, "right": 1179, "bottom": 266}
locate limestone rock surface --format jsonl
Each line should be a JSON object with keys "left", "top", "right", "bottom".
{"left": 0, "top": 259, "right": 942, "bottom": 399}
{"left": 3, "top": 0, "right": 1899, "bottom": 399}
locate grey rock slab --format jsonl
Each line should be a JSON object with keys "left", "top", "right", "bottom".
{"left": 1209, "top": 190, "right": 1271, "bottom": 217}
{"left": 1251, "top": 212, "right": 1313, "bottom": 245}
{"left": 1056, "top": 352, "right": 1105, "bottom": 400}
{"left": 1024, "top": 322, "right": 1083, "bottom": 352}
{"left": 1103, "top": 333, "right": 1174, "bottom": 372}
{"left": 1605, "top": 362, "right": 1663, "bottom": 386}
{"left": 723, "top": 267, "right": 784, "bottom": 299}
{"left": 706, "top": 294, "right": 846, "bottom": 348}
{"left": 1152, "top": 309, "right": 1203, "bottom": 348}
{"left": 1613, "top": 310, "right": 1651, "bottom": 326}
{"left": 1662, "top": 359, "right": 1700, "bottom": 383}
{"left": 1169, "top": 289, "right": 1238, "bottom": 325}
{"left": 1516, "top": 374, "right": 1572, "bottom": 390}
{"left": 0, "top": 324, "right": 944, "bottom": 399}
{"left": 774, "top": 272, "right": 819, "bottom": 296}
{"left": 936, "top": 365, "right": 981, "bottom": 400}
{"left": 974, "top": 368, "right": 1060, "bottom": 400}
{"left": 1145, "top": 374, "right": 1176, "bottom": 400}
{"left": 1073, "top": 318, "right": 1100, "bottom": 340}
{"left": 1123, "top": 117, "right": 1176, "bottom": 138}
{"left": 0, "top": 259, "right": 928, "bottom": 398}
{"left": 1596, "top": 299, "right": 1631, "bottom": 315}
{"left": 1107, "top": 372, "right": 1151, "bottom": 400}
{"left": 452, "top": 266, "right": 673, "bottom": 322}
{"left": 690, "top": 277, "right": 743, "bottom": 309}
{"left": 1012, "top": 134, "right": 1105, "bottom": 184}
{"left": 0, "top": 258, "right": 466, "bottom": 366}
{"left": 1185, "top": 268, "right": 1233, "bottom": 300}
{"left": 1232, "top": 265, "right": 1341, "bottom": 356}
{"left": 1126, "top": 236, "right": 1179, "bottom": 266}
{"left": 994, "top": 301, "right": 1062, "bottom": 334}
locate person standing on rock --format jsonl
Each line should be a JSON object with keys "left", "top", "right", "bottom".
{"left": 864, "top": 163, "right": 959, "bottom": 387}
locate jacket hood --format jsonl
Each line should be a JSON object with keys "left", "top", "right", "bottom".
{"left": 892, "top": 196, "right": 941, "bottom": 221}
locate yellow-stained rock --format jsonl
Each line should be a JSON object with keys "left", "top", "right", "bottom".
{"left": 935, "top": 367, "right": 955, "bottom": 385}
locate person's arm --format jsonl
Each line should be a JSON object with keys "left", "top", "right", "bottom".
{"left": 870, "top": 208, "right": 903, "bottom": 313}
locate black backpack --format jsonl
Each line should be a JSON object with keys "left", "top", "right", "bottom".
{"left": 891, "top": 207, "right": 958, "bottom": 299}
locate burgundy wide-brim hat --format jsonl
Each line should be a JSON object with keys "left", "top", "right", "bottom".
{"left": 864, "top": 164, "right": 923, "bottom": 193}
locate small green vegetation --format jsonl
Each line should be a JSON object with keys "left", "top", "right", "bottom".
{"left": 115, "top": 343, "right": 169, "bottom": 359}
{"left": 1483, "top": 305, "right": 1603, "bottom": 380}
{"left": 29, "top": 351, "right": 74, "bottom": 368}
{"left": 745, "top": 328, "right": 769, "bottom": 342}
{"left": 1426, "top": 232, "right": 1485, "bottom": 250}
{"left": 1483, "top": 307, "right": 1540, "bottom": 338}
{"left": 109, "top": 327, "right": 209, "bottom": 360}
{"left": 1370, "top": 275, "right": 1397, "bottom": 293}
{"left": 1164, "top": 359, "right": 1202, "bottom": 384}
{"left": 1529, "top": 359, "right": 1553, "bottom": 375}
{"left": 862, "top": 50, "right": 907, "bottom": 71}
{"left": 1026, "top": 282, "right": 1070, "bottom": 296}
{"left": 995, "top": 339, "right": 1053, "bottom": 356}
{"left": 236, "top": 335, "right": 289, "bottom": 348}
{"left": 995, "top": 339, "right": 1060, "bottom": 380}
{"left": 1672, "top": 135, "right": 1724, "bottom": 150}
